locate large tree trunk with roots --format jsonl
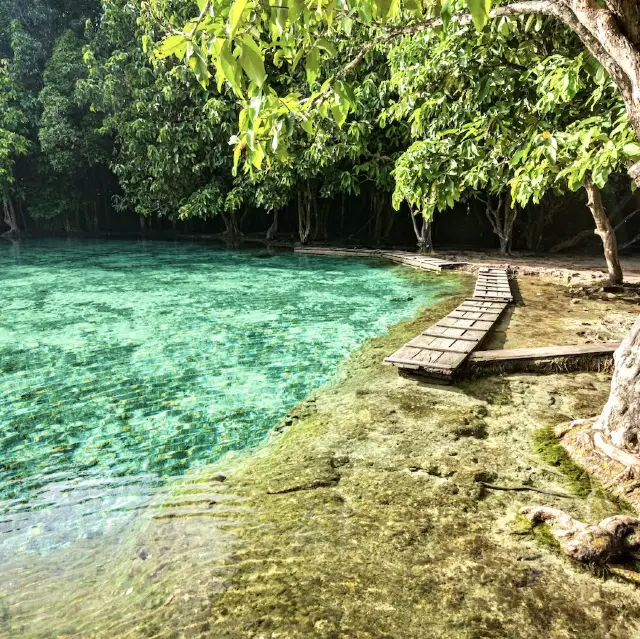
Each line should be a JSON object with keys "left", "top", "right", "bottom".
{"left": 410, "top": 208, "right": 433, "bottom": 253}
{"left": 584, "top": 181, "right": 624, "bottom": 284}
{"left": 2, "top": 194, "right": 20, "bottom": 237}
{"left": 484, "top": 195, "right": 517, "bottom": 254}
{"left": 591, "top": 316, "right": 640, "bottom": 472}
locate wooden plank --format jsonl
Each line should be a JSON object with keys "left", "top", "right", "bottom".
{"left": 436, "top": 319, "right": 477, "bottom": 329}
{"left": 422, "top": 330, "right": 480, "bottom": 342}
{"left": 384, "top": 356, "right": 455, "bottom": 369}
{"left": 469, "top": 342, "right": 620, "bottom": 363}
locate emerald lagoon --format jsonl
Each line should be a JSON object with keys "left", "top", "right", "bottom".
{"left": 0, "top": 239, "right": 460, "bottom": 635}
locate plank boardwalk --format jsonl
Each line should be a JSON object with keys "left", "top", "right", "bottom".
{"left": 294, "top": 246, "right": 464, "bottom": 272}
{"left": 473, "top": 267, "right": 513, "bottom": 302}
{"left": 384, "top": 268, "right": 512, "bottom": 382}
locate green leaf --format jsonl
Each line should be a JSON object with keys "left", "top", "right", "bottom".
{"left": 466, "top": 0, "right": 491, "bottom": 31}
{"left": 251, "top": 142, "right": 265, "bottom": 169}
{"left": 623, "top": 143, "right": 640, "bottom": 159}
{"left": 440, "top": 0, "right": 453, "bottom": 29}
{"left": 220, "top": 41, "right": 243, "bottom": 96}
{"left": 331, "top": 100, "right": 348, "bottom": 127}
{"left": 233, "top": 143, "right": 242, "bottom": 176}
{"left": 229, "top": 0, "right": 249, "bottom": 37}
{"left": 187, "top": 42, "right": 211, "bottom": 88}
{"left": 316, "top": 38, "right": 337, "bottom": 57}
{"left": 157, "top": 34, "right": 188, "bottom": 60}
{"left": 305, "top": 46, "right": 320, "bottom": 88}
{"left": 238, "top": 36, "right": 266, "bottom": 87}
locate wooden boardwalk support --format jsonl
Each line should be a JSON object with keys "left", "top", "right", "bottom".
{"left": 384, "top": 271, "right": 511, "bottom": 382}
{"left": 294, "top": 246, "right": 465, "bottom": 272}
{"left": 464, "top": 342, "right": 620, "bottom": 376}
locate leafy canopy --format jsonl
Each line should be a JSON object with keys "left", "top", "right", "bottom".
{"left": 148, "top": 0, "right": 497, "bottom": 173}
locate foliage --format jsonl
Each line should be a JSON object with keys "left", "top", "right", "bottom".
{"left": 0, "top": 59, "right": 29, "bottom": 192}
{"left": 386, "top": 18, "right": 637, "bottom": 220}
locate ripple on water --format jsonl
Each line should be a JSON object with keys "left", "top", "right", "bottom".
{"left": 0, "top": 239, "right": 460, "bottom": 637}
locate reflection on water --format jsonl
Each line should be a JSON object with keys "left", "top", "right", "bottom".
{"left": 0, "top": 239, "right": 459, "bottom": 636}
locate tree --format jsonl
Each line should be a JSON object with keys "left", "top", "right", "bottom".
{"left": 0, "top": 0, "right": 108, "bottom": 233}
{"left": 387, "top": 18, "right": 638, "bottom": 263}
{"left": 0, "top": 60, "right": 29, "bottom": 236}
{"left": 157, "top": 0, "right": 640, "bottom": 532}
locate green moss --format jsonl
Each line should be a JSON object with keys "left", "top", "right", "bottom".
{"left": 512, "top": 514, "right": 561, "bottom": 552}
{"left": 532, "top": 426, "right": 634, "bottom": 513}
{"left": 532, "top": 426, "right": 593, "bottom": 497}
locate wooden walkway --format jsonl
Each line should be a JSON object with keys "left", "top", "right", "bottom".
{"left": 294, "top": 246, "right": 464, "bottom": 272}
{"left": 474, "top": 267, "right": 514, "bottom": 302}
{"left": 384, "top": 269, "right": 512, "bottom": 381}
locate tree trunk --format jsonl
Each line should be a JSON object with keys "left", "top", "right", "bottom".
{"left": 266, "top": 208, "right": 279, "bottom": 241}
{"left": 410, "top": 208, "right": 433, "bottom": 253}
{"left": 484, "top": 196, "right": 516, "bottom": 255}
{"left": 2, "top": 194, "right": 20, "bottom": 237}
{"left": 595, "top": 316, "right": 640, "bottom": 457}
{"left": 584, "top": 181, "right": 623, "bottom": 285}
{"left": 298, "top": 186, "right": 312, "bottom": 244}
{"left": 221, "top": 211, "right": 244, "bottom": 238}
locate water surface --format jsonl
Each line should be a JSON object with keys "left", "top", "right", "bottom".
{"left": 0, "top": 239, "right": 460, "bottom": 564}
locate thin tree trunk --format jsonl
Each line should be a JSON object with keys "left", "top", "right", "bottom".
{"left": 298, "top": 188, "right": 312, "bottom": 244}
{"left": 2, "top": 194, "right": 20, "bottom": 237}
{"left": 266, "top": 208, "right": 279, "bottom": 240}
{"left": 484, "top": 196, "right": 516, "bottom": 255}
{"left": 409, "top": 208, "right": 433, "bottom": 253}
{"left": 584, "top": 181, "right": 623, "bottom": 285}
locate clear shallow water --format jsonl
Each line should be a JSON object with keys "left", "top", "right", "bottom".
{"left": 0, "top": 239, "right": 460, "bottom": 562}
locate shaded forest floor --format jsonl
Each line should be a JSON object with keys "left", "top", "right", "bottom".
{"left": 439, "top": 249, "right": 640, "bottom": 284}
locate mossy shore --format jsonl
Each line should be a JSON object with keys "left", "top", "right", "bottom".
{"left": 179, "top": 276, "right": 640, "bottom": 638}
{"left": 4, "top": 274, "right": 640, "bottom": 638}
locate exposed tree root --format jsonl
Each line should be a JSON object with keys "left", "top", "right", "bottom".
{"left": 609, "top": 565, "right": 640, "bottom": 585}
{"left": 556, "top": 418, "right": 640, "bottom": 481}
{"left": 479, "top": 481, "right": 573, "bottom": 499}
{"left": 520, "top": 506, "right": 640, "bottom": 564}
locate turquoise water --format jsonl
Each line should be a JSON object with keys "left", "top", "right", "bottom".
{"left": 0, "top": 240, "right": 458, "bottom": 561}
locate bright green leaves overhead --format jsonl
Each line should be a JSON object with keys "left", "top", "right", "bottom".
{"left": 150, "top": 0, "right": 526, "bottom": 178}
{"left": 187, "top": 42, "right": 211, "bottom": 88}
{"left": 218, "top": 40, "right": 243, "bottom": 96}
{"left": 238, "top": 37, "right": 266, "bottom": 88}
{"left": 305, "top": 46, "right": 320, "bottom": 88}
{"left": 623, "top": 142, "right": 640, "bottom": 160}
{"left": 228, "top": 0, "right": 249, "bottom": 37}
{"left": 157, "top": 34, "right": 188, "bottom": 60}
{"left": 466, "top": 0, "right": 492, "bottom": 31}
